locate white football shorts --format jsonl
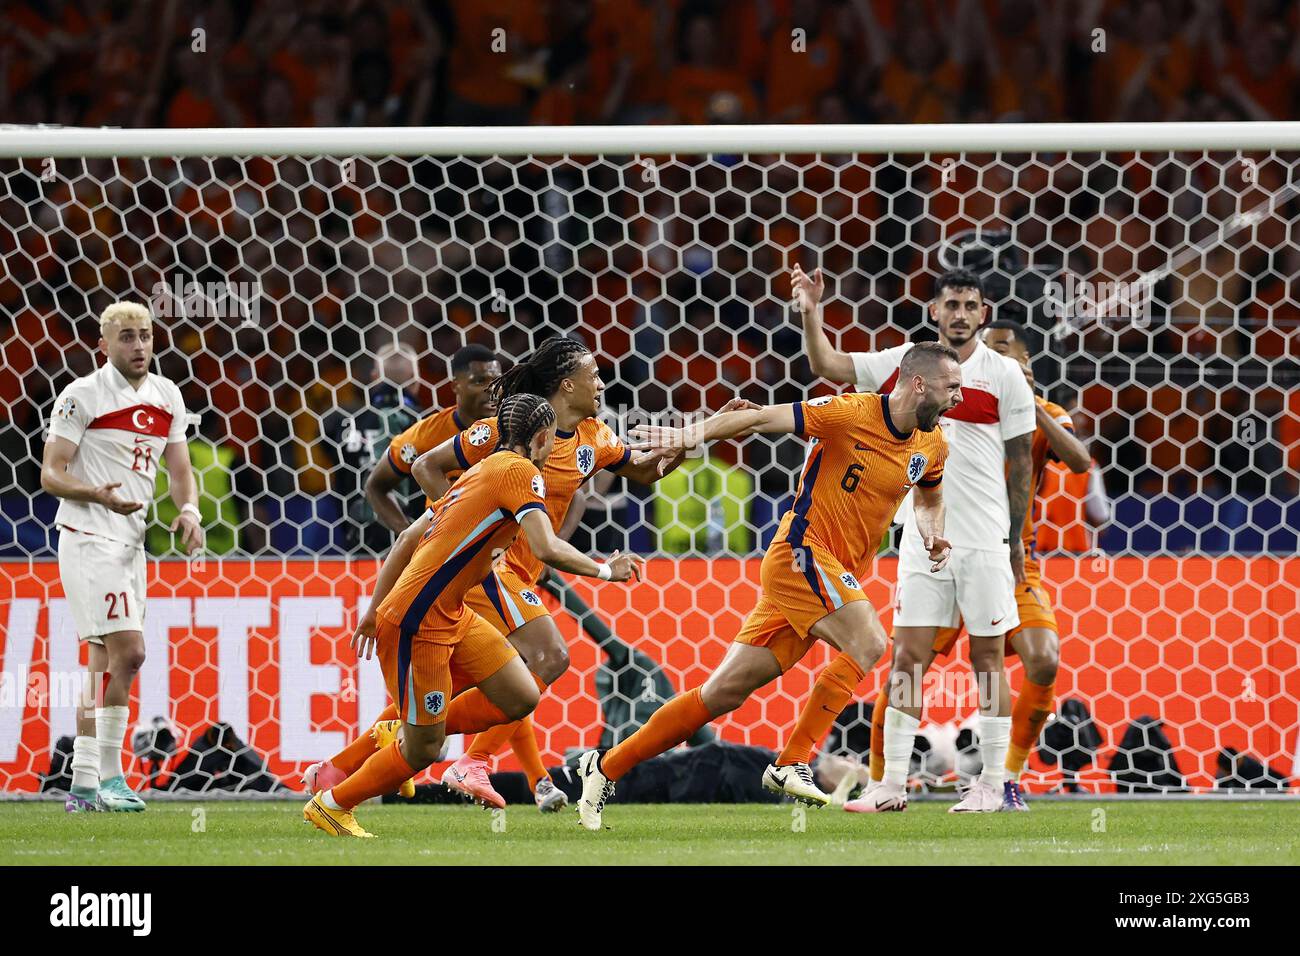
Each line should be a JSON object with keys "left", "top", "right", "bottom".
{"left": 57, "top": 527, "right": 147, "bottom": 643}
{"left": 893, "top": 534, "right": 1019, "bottom": 637}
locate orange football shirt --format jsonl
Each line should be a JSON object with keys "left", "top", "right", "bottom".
{"left": 778, "top": 392, "right": 948, "bottom": 578}
{"left": 377, "top": 451, "right": 547, "bottom": 638}
{"left": 453, "top": 415, "right": 630, "bottom": 585}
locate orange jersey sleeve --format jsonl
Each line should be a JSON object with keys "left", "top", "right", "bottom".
{"left": 377, "top": 451, "right": 545, "bottom": 635}
{"left": 785, "top": 393, "right": 948, "bottom": 576}
{"left": 451, "top": 416, "right": 501, "bottom": 473}
{"left": 590, "top": 419, "right": 631, "bottom": 473}
{"left": 387, "top": 407, "right": 467, "bottom": 477}
{"left": 1024, "top": 397, "right": 1075, "bottom": 545}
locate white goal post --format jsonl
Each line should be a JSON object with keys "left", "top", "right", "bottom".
{"left": 0, "top": 122, "right": 1297, "bottom": 799}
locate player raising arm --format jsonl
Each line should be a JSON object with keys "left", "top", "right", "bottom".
{"left": 41, "top": 301, "right": 203, "bottom": 814}
{"left": 304, "top": 394, "right": 642, "bottom": 837}
{"left": 573, "top": 343, "right": 959, "bottom": 830}
{"left": 787, "top": 263, "right": 1035, "bottom": 814}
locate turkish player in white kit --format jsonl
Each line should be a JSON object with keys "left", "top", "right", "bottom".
{"left": 40, "top": 302, "right": 205, "bottom": 812}
{"left": 791, "top": 264, "right": 1035, "bottom": 813}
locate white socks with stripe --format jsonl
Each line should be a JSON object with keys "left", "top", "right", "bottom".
{"left": 882, "top": 708, "right": 921, "bottom": 788}
{"left": 96, "top": 705, "right": 130, "bottom": 782}
{"left": 71, "top": 736, "right": 100, "bottom": 794}
{"left": 977, "top": 714, "right": 1012, "bottom": 789}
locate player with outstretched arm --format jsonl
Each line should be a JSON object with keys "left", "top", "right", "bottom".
{"left": 777, "top": 264, "right": 1035, "bottom": 813}
{"left": 573, "top": 343, "right": 960, "bottom": 830}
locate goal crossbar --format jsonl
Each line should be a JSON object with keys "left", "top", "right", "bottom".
{"left": 4, "top": 121, "right": 1300, "bottom": 159}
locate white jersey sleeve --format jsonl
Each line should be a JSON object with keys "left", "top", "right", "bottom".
{"left": 996, "top": 357, "right": 1037, "bottom": 441}
{"left": 48, "top": 380, "right": 95, "bottom": 446}
{"left": 851, "top": 344, "right": 911, "bottom": 392}
{"left": 166, "top": 382, "right": 190, "bottom": 445}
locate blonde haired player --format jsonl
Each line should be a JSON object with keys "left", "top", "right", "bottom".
{"left": 41, "top": 301, "right": 203, "bottom": 812}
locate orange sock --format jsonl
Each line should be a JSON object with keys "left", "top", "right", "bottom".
{"left": 331, "top": 741, "right": 417, "bottom": 810}
{"left": 331, "top": 702, "right": 399, "bottom": 774}
{"left": 466, "top": 674, "right": 548, "bottom": 764}
{"left": 778, "top": 653, "right": 866, "bottom": 766}
{"left": 602, "top": 687, "right": 712, "bottom": 782}
{"left": 444, "top": 688, "right": 511, "bottom": 735}
{"left": 509, "top": 716, "right": 549, "bottom": 791}
{"left": 868, "top": 686, "right": 888, "bottom": 782}
{"left": 1006, "top": 677, "right": 1055, "bottom": 776}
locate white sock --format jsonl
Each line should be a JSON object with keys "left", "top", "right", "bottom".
{"left": 321, "top": 789, "right": 342, "bottom": 811}
{"left": 71, "top": 735, "right": 100, "bottom": 793}
{"left": 96, "top": 705, "right": 130, "bottom": 781}
{"left": 977, "top": 715, "right": 1012, "bottom": 789}
{"left": 882, "top": 708, "right": 921, "bottom": 788}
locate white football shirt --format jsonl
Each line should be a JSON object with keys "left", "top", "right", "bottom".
{"left": 47, "top": 362, "right": 190, "bottom": 548}
{"left": 851, "top": 340, "right": 1035, "bottom": 553}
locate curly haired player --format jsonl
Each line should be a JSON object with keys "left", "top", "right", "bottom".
{"left": 304, "top": 393, "right": 642, "bottom": 838}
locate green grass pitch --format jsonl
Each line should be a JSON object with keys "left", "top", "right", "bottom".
{"left": 2, "top": 801, "right": 1297, "bottom": 866}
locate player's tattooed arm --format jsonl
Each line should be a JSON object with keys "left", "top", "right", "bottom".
{"left": 352, "top": 510, "right": 433, "bottom": 659}
{"left": 365, "top": 453, "right": 413, "bottom": 534}
{"left": 791, "top": 264, "right": 856, "bottom": 384}
{"left": 1035, "top": 405, "right": 1091, "bottom": 473}
{"left": 520, "top": 510, "right": 644, "bottom": 582}
{"left": 411, "top": 438, "right": 460, "bottom": 503}
{"left": 40, "top": 436, "right": 143, "bottom": 514}
{"left": 1005, "top": 432, "right": 1034, "bottom": 584}
{"left": 912, "top": 482, "right": 952, "bottom": 573}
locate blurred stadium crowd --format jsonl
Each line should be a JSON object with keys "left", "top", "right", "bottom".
{"left": 5, "top": 0, "right": 1300, "bottom": 127}
{"left": 1, "top": 0, "right": 1298, "bottom": 558}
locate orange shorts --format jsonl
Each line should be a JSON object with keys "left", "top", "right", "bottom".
{"left": 376, "top": 609, "right": 519, "bottom": 726}
{"left": 735, "top": 531, "right": 870, "bottom": 673}
{"left": 464, "top": 564, "right": 551, "bottom": 636}
{"left": 931, "top": 557, "right": 1058, "bottom": 658}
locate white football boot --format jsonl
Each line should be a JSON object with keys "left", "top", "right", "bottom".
{"left": 949, "top": 779, "right": 1002, "bottom": 812}
{"left": 761, "top": 763, "right": 830, "bottom": 807}
{"left": 534, "top": 777, "right": 569, "bottom": 813}
{"left": 575, "top": 750, "right": 614, "bottom": 831}
{"left": 843, "top": 780, "right": 908, "bottom": 813}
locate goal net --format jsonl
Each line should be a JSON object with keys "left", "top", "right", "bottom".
{"left": 1, "top": 124, "right": 1297, "bottom": 797}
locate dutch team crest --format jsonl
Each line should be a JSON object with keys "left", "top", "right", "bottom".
{"left": 906, "top": 453, "right": 928, "bottom": 484}
{"left": 423, "top": 691, "right": 445, "bottom": 715}
{"left": 839, "top": 572, "right": 861, "bottom": 590}
{"left": 520, "top": 590, "right": 542, "bottom": 606}
{"left": 468, "top": 424, "right": 493, "bottom": 446}
{"left": 576, "top": 444, "right": 595, "bottom": 476}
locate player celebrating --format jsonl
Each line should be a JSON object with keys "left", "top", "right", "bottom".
{"left": 40, "top": 301, "right": 204, "bottom": 813}
{"left": 304, "top": 394, "right": 642, "bottom": 837}
{"left": 363, "top": 343, "right": 501, "bottom": 535}
{"left": 574, "top": 343, "right": 960, "bottom": 831}
{"left": 409, "top": 335, "right": 691, "bottom": 810}
{"left": 779, "top": 264, "right": 1035, "bottom": 814}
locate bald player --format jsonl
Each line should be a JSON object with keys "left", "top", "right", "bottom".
{"left": 573, "top": 342, "right": 961, "bottom": 831}
{"left": 41, "top": 301, "right": 205, "bottom": 813}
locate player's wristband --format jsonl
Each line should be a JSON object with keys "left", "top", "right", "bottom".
{"left": 181, "top": 503, "right": 201, "bottom": 520}
{"left": 595, "top": 563, "right": 612, "bottom": 581}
